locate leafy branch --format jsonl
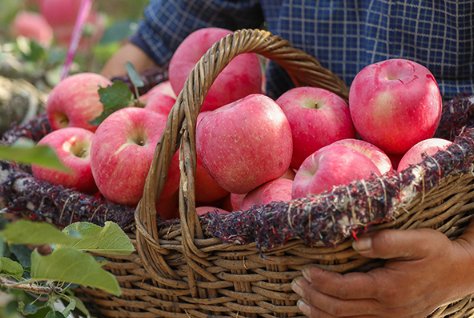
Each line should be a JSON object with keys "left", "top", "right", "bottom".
{"left": 0, "top": 277, "right": 63, "bottom": 295}
{"left": 0, "top": 62, "right": 142, "bottom": 317}
{"left": 0, "top": 220, "right": 135, "bottom": 317}
{"left": 88, "top": 61, "right": 146, "bottom": 126}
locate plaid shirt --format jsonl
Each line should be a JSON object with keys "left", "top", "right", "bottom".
{"left": 130, "top": 0, "right": 474, "bottom": 99}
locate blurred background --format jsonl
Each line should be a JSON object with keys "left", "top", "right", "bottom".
{"left": 0, "top": 1, "right": 149, "bottom": 316}
{"left": 0, "top": 0, "right": 151, "bottom": 139}
{"left": 0, "top": 0, "right": 150, "bottom": 88}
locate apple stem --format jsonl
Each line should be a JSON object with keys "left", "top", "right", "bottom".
{"left": 58, "top": 118, "right": 69, "bottom": 126}
{"left": 78, "top": 148, "right": 87, "bottom": 158}
{"left": 134, "top": 100, "right": 146, "bottom": 108}
{"left": 134, "top": 86, "right": 141, "bottom": 100}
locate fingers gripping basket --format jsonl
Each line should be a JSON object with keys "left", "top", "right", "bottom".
{"left": 118, "top": 29, "right": 474, "bottom": 317}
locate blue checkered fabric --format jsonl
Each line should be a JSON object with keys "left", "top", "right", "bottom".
{"left": 130, "top": 0, "right": 474, "bottom": 99}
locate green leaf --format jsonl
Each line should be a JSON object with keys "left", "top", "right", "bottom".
{"left": 63, "top": 295, "right": 90, "bottom": 317}
{"left": 17, "top": 301, "right": 29, "bottom": 316}
{"left": 31, "top": 247, "right": 121, "bottom": 296}
{"left": 0, "top": 220, "right": 79, "bottom": 246}
{"left": 0, "top": 234, "right": 5, "bottom": 257}
{"left": 26, "top": 40, "right": 47, "bottom": 62}
{"left": 60, "top": 297, "right": 75, "bottom": 317}
{"left": 94, "top": 256, "right": 109, "bottom": 266}
{"left": 23, "top": 303, "right": 39, "bottom": 315}
{"left": 16, "top": 37, "right": 31, "bottom": 57}
{"left": 87, "top": 105, "right": 118, "bottom": 126}
{"left": 99, "top": 81, "right": 134, "bottom": 108}
{"left": 4, "top": 299, "right": 20, "bottom": 316}
{"left": 10, "top": 244, "right": 32, "bottom": 267}
{"left": 126, "top": 61, "right": 144, "bottom": 88}
{"left": 46, "top": 47, "right": 67, "bottom": 65}
{"left": 88, "top": 81, "right": 134, "bottom": 125}
{"left": 16, "top": 36, "right": 46, "bottom": 62}
{"left": 0, "top": 257, "right": 23, "bottom": 277}
{"left": 44, "top": 310, "right": 66, "bottom": 318}
{"left": 0, "top": 138, "right": 70, "bottom": 172}
{"left": 62, "top": 221, "right": 134, "bottom": 255}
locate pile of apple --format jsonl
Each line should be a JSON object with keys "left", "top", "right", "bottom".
{"left": 32, "top": 27, "right": 449, "bottom": 220}
{"left": 10, "top": 0, "right": 104, "bottom": 50}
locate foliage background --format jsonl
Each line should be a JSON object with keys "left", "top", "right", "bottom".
{"left": 0, "top": 0, "right": 150, "bottom": 87}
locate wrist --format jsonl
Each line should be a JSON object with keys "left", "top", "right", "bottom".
{"left": 452, "top": 221, "right": 474, "bottom": 297}
{"left": 100, "top": 42, "right": 158, "bottom": 79}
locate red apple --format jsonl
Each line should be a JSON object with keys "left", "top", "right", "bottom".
{"left": 349, "top": 59, "right": 442, "bottom": 155}
{"left": 193, "top": 111, "right": 229, "bottom": 202}
{"left": 156, "top": 190, "right": 179, "bottom": 220}
{"left": 141, "top": 92, "right": 176, "bottom": 117}
{"left": 220, "top": 194, "right": 233, "bottom": 212}
{"left": 196, "top": 206, "right": 230, "bottom": 216}
{"left": 11, "top": 11, "right": 54, "bottom": 47}
{"left": 230, "top": 167, "right": 295, "bottom": 211}
{"left": 46, "top": 72, "right": 112, "bottom": 132}
{"left": 32, "top": 127, "right": 97, "bottom": 194}
{"left": 146, "top": 80, "right": 177, "bottom": 99}
{"left": 276, "top": 86, "right": 356, "bottom": 169}
{"left": 90, "top": 107, "right": 180, "bottom": 206}
{"left": 195, "top": 155, "right": 230, "bottom": 203}
{"left": 292, "top": 144, "right": 381, "bottom": 198}
{"left": 169, "top": 27, "right": 262, "bottom": 112}
{"left": 39, "top": 0, "right": 82, "bottom": 28}
{"left": 53, "top": 11, "right": 105, "bottom": 50}
{"left": 397, "top": 138, "right": 453, "bottom": 172}
{"left": 240, "top": 178, "right": 293, "bottom": 211}
{"left": 331, "top": 139, "right": 393, "bottom": 174}
{"left": 387, "top": 153, "right": 404, "bottom": 172}
{"left": 196, "top": 94, "right": 292, "bottom": 194}
{"left": 230, "top": 193, "right": 246, "bottom": 212}
{"left": 280, "top": 168, "right": 297, "bottom": 180}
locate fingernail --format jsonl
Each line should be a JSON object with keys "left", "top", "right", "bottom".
{"left": 291, "top": 277, "right": 303, "bottom": 295}
{"left": 352, "top": 236, "right": 372, "bottom": 252}
{"left": 302, "top": 266, "right": 313, "bottom": 283}
{"left": 297, "top": 299, "right": 311, "bottom": 316}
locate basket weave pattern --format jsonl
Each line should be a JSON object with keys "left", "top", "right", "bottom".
{"left": 129, "top": 29, "right": 474, "bottom": 317}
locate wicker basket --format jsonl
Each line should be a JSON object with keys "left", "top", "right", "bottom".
{"left": 3, "top": 29, "right": 474, "bottom": 317}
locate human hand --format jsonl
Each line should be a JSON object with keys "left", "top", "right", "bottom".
{"left": 291, "top": 227, "right": 474, "bottom": 317}
{"left": 100, "top": 41, "right": 158, "bottom": 79}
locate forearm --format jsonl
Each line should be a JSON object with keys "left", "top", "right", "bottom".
{"left": 100, "top": 41, "right": 158, "bottom": 79}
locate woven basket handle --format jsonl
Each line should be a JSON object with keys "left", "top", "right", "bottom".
{"left": 135, "top": 29, "right": 349, "bottom": 281}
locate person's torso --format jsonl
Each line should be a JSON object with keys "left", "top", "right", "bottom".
{"left": 261, "top": 0, "right": 474, "bottom": 98}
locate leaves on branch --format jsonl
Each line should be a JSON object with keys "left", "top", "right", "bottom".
{"left": 0, "top": 220, "right": 79, "bottom": 246}
{"left": 0, "top": 138, "right": 70, "bottom": 172}
{"left": 31, "top": 247, "right": 121, "bottom": 296}
{"left": 126, "top": 61, "right": 145, "bottom": 88}
{"left": 10, "top": 244, "right": 32, "bottom": 267}
{"left": 88, "top": 80, "right": 134, "bottom": 125}
{"left": 44, "top": 310, "right": 66, "bottom": 318}
{"left": 0, "top": 257, "right": 23, "bottom": 277}
{"left": 62, "top": 295, "right": 91, "bottom": 317}
{"left": 60, "top": 296, "right": 75, "bottom": 317}
{"left": 62, "top": 221, "right": 135, "bottom": 255}
{"left": 18, "top": 301, "right": 39, "bottom": 315}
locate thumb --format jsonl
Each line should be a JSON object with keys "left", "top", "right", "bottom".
{"left": 352, "top": 228, "right": 441, "bottom": 260}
